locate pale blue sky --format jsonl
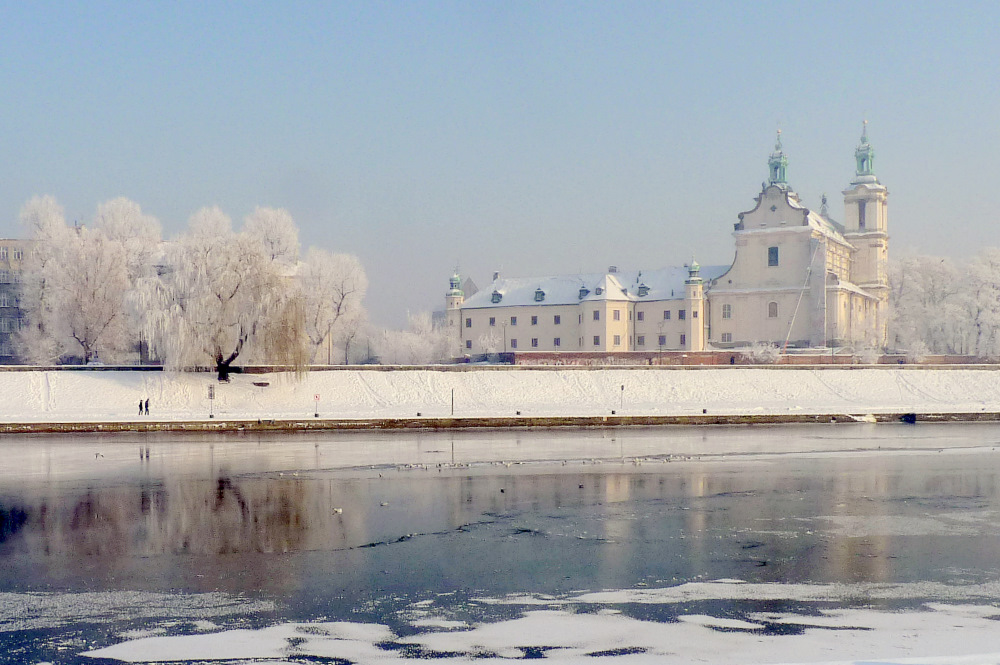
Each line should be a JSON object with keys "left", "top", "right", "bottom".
{"left": 2, "top": 2, "right": 999, "bottom": 324}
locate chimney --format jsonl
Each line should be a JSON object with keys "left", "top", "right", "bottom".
{"left": 493, "top": 271, "right": 500, "bottom": 282}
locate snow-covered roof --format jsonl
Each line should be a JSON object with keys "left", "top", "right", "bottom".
{"left": 462, "top": 265, "right": 730, "bottom": 309}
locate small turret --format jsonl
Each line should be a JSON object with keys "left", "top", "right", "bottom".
{"left": 767, "top": 129, "right": 789, "bottom": 188}
{"left": 684, "top": 258, "right": 706, "bottom": 351}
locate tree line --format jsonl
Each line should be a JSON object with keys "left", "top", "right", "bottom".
{"left": 16, "top": 196, "right": 370, "bottom": 378}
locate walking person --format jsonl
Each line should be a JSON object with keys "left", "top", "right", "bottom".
{"left": 144, "top": 398, "right": 150, "bottom": 416}
{"left": 139, "top": 399, "right": 144, "bottom": 416}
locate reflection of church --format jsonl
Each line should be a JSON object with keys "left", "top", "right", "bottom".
{"left": 447, "top": 125, "right": 889, "bottom": 356}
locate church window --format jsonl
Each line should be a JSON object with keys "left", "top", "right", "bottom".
{"left": 768, "top": 246, "right": 779, "bottom": 267}
{"left": 680, "top": 334, "right": 686, "bottom": 346}
{"left": 721, "top": 333, "right": 733, "bottom": 343}
{"left": 637, "top": 311, "right": 644, "bottom": 322}
{"left": 554, "top": 315, "right": 561, "bottom": 325}
{"left": 593, "top": 310, "right": 600, "bottom": 321}
{"left": 858, "top": 201, "right": 866, "bottom": 230}
{"left": 593, "top": 335, "right": 601, "bottom": 346}
{"left": 465, "top": 318, "right": 471, "bottom": 328}
{"left": 768, "top": 301, "right": 778, "bottom": 318}
{"left": 678, "top": 309, "right": 686, "bottom": 320}
{"left": 466, "top": 340, "right": 472, "bottom": 349}
{"left": 614, "top": 335, "right": 621, "bottom": 346}
{"left": 531, "top": 315, "right": 538, "bottom": 325}
{"left": 531, "top": 338, "right": 538, "bottom": 348}
{"left": 613, "top": 309, "right": 620, "bottom": 321}
{"left": 489, "top": 317, "right": 496, "bottom": 326}
{"left": 658, "top": 334, "right": 667, "bottom": 347}
{"left": 510, "top": 316, "right": 517, "bottom": 326}
{"left": 554, "top": 338, "right": 561, "bottom": 347}
{"left": 663, "top": 310, "right": 671, "bottom": 320}
{"left": 722, "top": 304, "right": 732, "bottom": 319}
{"left": 637, "top": 335, "right": 645, "bottom": 346}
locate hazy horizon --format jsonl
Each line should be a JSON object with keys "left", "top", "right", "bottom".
{"left": 3, "top": 2, "right": 998, "bottom": 326}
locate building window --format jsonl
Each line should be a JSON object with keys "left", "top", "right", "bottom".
{"left": 554, "top": 315, "right": 561, "bottom": 325}
{"left": 531, "top": 315, "right": 538, "bottom": 325}
{"left": 510, "top": 339, "right": 517, "bottom": 349}
{"left": 722, "top": 304, "right": 732, "bottom": 319}
{"left": 0, "top": 294, "right": 7, "bottom": 308}
{"left": 466, "top": 340, "right": 472, "bottom": 349}
{"left": 0, "top": 247, "right": 6, "bottom": 260}
{"left": 593, "top": 310, "right": 600, "bottom": 321}
{"left": 12, "top": 248, "right": 21, "bottom": 261}
{"left": 613, "top": 334, "right": 621, "bottom": 346}
{"left": 858, "top": 200, "right": 866, "bottom": 230}
{"left": 554, "top": 337, "right": 561, "bottom": 347}
{"left": 680, "top": 333, "right": 686, "bottom": 346}
{"left": 663, "top": 310, "right": 671, "bottom": 320}
{"left": 678, "top": 309, "right": 686, "bottom": 320}
{"left": 489, "top": 317, "right": 496, "bottom": 327}
{"left": 768, "top": 246, "right": 779, "bottom": 267}
{"left": 593, "top": 335, "right": 600, "bottom": 346}
{"left": 692, "top": 310, "right": 698, "bottom": 318}
{"left": 465, "top": 318, "right": 471, "bottom": 328}
{"left": 637, "top": 311, "right": 644, "bottom": 322}
{"left": 637, "top": 335, "right": 645, "bottom": 346}
{"left": 531, "top": 338, "right": 538, "bottom": 348}
{"left": 768, "top": 301, "right": 778, "bottom": 318}
{"left": 658, "top": 334, "right": 667, "bottom": 346}
{"left": 578, "top": 314, "right": 582, "bottom": 324}
{"left": 510, "top": 316, "right": 517, "bottom": 326}
{"left": 613, "top": 310, "right": 620, "bottom": 321}
{"left": 721, "top": 333, "right": 732, "bottom": 343}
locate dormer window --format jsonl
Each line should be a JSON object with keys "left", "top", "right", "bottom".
{"left": 595, "top": 287, "right": 604, "bottom": 295}
{"left": 637, "top": 283, "right": 649, "bottom": 297}
{"left": 491, "top": 291, "right": 502, "bottom": 304}
{"left": 579, "top": 287, "right": 590, "bottom": 299}
{"left": 534, "top": 288, "right": 545, "bottom": 302}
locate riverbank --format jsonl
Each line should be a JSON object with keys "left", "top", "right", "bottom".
{"left": 2, "top": 366, "right": 1000, "bottom": 432}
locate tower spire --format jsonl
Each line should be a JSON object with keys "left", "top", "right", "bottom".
{"left": 767, "top": 129, "right": 789, "bottom": 187}
{"left": 853, "top": 120, "right": 877, "bottom": 183}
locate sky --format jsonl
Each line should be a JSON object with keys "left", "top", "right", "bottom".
{"left": 2, "top": 1, "right": 999, "bottom": 326}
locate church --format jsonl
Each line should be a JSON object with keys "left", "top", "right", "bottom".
{"left": 446, "top": 125, "right": 889, "bottom": 357}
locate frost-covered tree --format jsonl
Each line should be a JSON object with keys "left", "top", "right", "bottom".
{"left": 244, "top": 206, "right": 299, "bottom": 265}
{"left": 376, "top": 312, "right": 455, "bottom": 365}
{"left": 17, "top": 196, "right": 157, "bottom": 364}
{"left": 298, "top": 248, "right": 368, "bottom": 363}
{"left": 889, "top": 255, "right": 964, "bottom": 355}
{"left": 139, "top": 206, "right": 306, "bottom": 379}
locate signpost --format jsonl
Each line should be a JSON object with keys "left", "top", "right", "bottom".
{"left": 208, "top": 384, "right": 215, "bottom": 419}
{"left": 314, "top": 394, "right": 320, "bottom": 418}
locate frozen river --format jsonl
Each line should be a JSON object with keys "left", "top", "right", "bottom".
{"left": 1, "top": 423, "right": 1000, "bottom": 664}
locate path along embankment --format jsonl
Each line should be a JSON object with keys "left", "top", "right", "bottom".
{"left": 1, "top": 365, "right": 999, "bottom": 433}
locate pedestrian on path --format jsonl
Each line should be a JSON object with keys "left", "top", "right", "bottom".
{"left": 144, "top": 398, "right": 149, "bottom": 416}
{"left": 139, "top": 399, "right": 143, "bottom": 416}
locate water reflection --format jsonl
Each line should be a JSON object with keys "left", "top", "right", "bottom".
{"left": 0, "top": 426, "right": 998, "bottom": 602}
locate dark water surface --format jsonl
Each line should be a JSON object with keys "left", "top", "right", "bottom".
{"left": 1, "top": 423, "right": 1000, "bottom": 663}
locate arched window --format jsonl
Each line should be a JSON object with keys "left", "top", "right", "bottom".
{"left": 768, "top": 301, "right": 778, "bottom": 318}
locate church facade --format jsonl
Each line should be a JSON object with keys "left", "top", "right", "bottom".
{"left": 447, "top": 126, "right": 889, "bottom": 356}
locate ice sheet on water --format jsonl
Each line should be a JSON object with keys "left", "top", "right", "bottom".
{"left": 81, "top": 581, "right": 1000, "bottom": 665}
{"left": 0, "top": 590, "right": 274, "bottom": 632}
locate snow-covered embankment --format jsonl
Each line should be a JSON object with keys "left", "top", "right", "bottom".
{"left": 1, "top": 366, "right": 999, "bottom": 424}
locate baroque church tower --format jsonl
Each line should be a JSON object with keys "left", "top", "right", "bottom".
{"left": 842, "top": 121, "right": 889, "bottom": 345}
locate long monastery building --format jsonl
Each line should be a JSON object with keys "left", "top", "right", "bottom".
{"left": 446, "top": 126, "right": 889, "bottom": 357}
